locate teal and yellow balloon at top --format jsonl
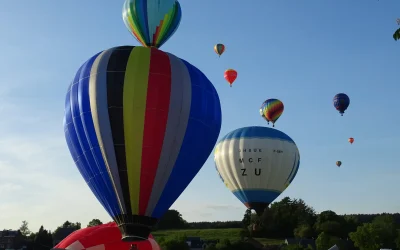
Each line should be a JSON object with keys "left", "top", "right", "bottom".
{"left": 122, "top": 0, "right": 182, "bottom": 49}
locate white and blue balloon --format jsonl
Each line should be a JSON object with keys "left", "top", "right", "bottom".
{"left": 214, "top": 126, "right": 300, "bottom": 215}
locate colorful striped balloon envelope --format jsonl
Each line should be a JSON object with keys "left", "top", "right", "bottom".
{"left": 260, "top": 99, "right": 284, "bottom": 127}
{"left": 122, "top": 0, "right": 182, "bottom": 49}
{"left": 214, "top": 43, "right": 225, "bottom": 57}
{"left": 63, "top": 46, "right": 222, "bottom": 241}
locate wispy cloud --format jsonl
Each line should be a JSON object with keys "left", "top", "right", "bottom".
{"left": 0, "top": 76, "right": 112, "bottom": 231}
{"left": 0, "top": 127, "right": 112, "bottom": 231}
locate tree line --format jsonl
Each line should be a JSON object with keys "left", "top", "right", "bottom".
{"left": 6, "top": 196, "right": 400, "bottom": 250}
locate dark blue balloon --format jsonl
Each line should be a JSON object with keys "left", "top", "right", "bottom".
{"left": 333, "top": 93, "right": 350, "bottom": 116}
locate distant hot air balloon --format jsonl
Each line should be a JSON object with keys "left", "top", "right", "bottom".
{"left": 224, "top": 69, "right": 237, "bottom": 87}
{"left": 333, "top": 93, "right": 350, "bottom": 116}
{"left": 122, "top": 0, "right": 182, "bottom": 49}
{"left": 64, "top": 46, "right": 222, "bottom": 241}
{"left": 55, "top": 222, "right": 160, "bottom": 250}
{"left": 348, "top": 138, "right": 354, "bottom": 144}
{"left": 259, "top": 108, "right": 270, "bottom": 125}
{"left": 260, "top": 99, "right": 284, "bottom": 127}
{"left": 214, "top": 126, "right": 300, "bottom": 216}
{"left": 214, "top": 43, "right": 225, "bottom": 57}
{"left": 336, "top": 161, "right": 342, "bottom": 167}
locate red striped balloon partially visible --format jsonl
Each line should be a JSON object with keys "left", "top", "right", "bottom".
{"left": 55, "top": 222, "right": 160, "bottom": 250}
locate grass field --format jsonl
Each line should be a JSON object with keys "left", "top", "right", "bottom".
{"left": 152, "top": 228, "right": 284, "bottom": 246}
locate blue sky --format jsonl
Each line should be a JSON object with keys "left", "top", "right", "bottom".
{"left": 0, "top": 0, "right": 399, "bottom": 232}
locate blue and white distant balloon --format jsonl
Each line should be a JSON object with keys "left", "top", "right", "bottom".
{"left": 214, "top": 126, "right": 300, "bottom": 216}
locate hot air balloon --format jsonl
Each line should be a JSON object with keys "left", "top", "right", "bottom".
{"left": 336, "top": 161, "right": 342, "bottom": 167}
{"left": 224, "top": 69, "right": 237, "bottom": 87}
{"left": 394, "top": 18, "right": 400, "bottom": 41}
{"left": 54, "top": 222, "right": 160, "bottom": 250}
{"left": 64, "top": 46, "right": 222, "bottom": 241}
{"left": 348, "top": 138, "right": 354, "bottom": 144}
{"left": 122, "top": 0, "right": 182, "bottom": 49}
{"left": 260, "top": 99, "right": 284, "bottom": 127}
{"left": 214, "top": 43, "right": 225, "bottom": 57}
{"left": 333, "top": 93, "right": 350, "bottom": 116}
{"left": 259, "top": 108, "right": 270, "bottom": 125}
{"left": 214, "top": 126, "right": 300, "bottom": 216}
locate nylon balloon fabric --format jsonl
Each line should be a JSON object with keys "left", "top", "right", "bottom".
{"left": 333, "top": 93, "right": 350, "bottom": 115}
{"left": 214, "top": 126, "right": 300, "bottom": 216}
{"left": 54, "top": 222, "right": 160, "bottom": 250}
{"left": 224, "top": 69, "right": 237, "bottom": 87}
{"left": 214, "top": 44, "right": 225, "bottom": 57}
{"left": 63, "top": 46, "right": 222, "bottom": 240}
{"left": 260, "top": 99, "right": 284, "bottom": 126}
{"left": 122, "top": 0, "right": 182, "bottom": 48}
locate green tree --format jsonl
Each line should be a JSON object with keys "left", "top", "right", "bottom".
{"left": 317, "top": 221, "right": 341, "bottom": 237}
{"left": 159, "top": 236, "right": 190, "bottom": 250}
{"left": 315, "top": 232, "right": 331, "bottom": 250}
{"left": 34, "top": 226, "right": 53, "bottom": 250}
{"left": 53, "top": 220, "right": 81, "bottom": 241}
{"left": 294, "top": 224, "right": 314, "bottom": 239}
{"left": 61, "top": 221, "right": 81, "bottom": 229}
{"left": 371, "top": 215, "right": 397, "bottom": 248}
{"left": 242, "top": 209, "right": 252, "bottom": 228}
{"left": 349, "top": 215, "right": 397, "bottom": 250}
{"left": 215, "top": 239, "right": 232, "bottom": 250}
{"left": 315, "top": 232, "right": 345, "bottom": 250}
{"left": 239, "top": 229, "right": 249, "bottom": 240}
{"left": 19, "top": 220, "right": 31, "bottom": 237}
{"left": 87, "top": 219, "right": 103, "bottom": 227}
{"left": 395, "top": 230, "right": 400, "bottom": 250}
{"left": 342, "top": 215, "right": 359, "bottom": 237}
{"left": 314, "top": 211, "right": 345, "bottom": 237}
{"left": 349, "top": 223, "right": 381, "bottom": 250}
{"left": 261, "top": 197, "right": 316, "bottom": 238}
{"left": 157, "top": 210, "right": 187, "bottom": 230}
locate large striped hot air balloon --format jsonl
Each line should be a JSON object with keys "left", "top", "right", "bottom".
{"left": 122, "top": 0, "right": 182, "bottom": 49}
{"left": 214, "top": 126, "right": 300, "bottom": 216}
{"left": 63, "top": 46, "right": 222, "bottom": 241}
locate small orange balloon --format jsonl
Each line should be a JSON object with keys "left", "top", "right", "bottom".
{"left": 348, "top": 138, "right": 354, "bottom": 144}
